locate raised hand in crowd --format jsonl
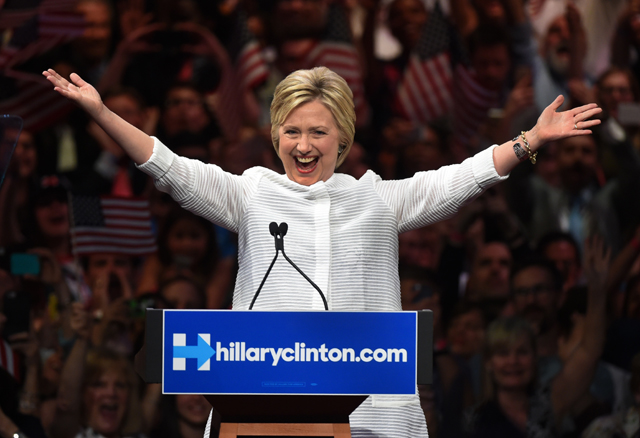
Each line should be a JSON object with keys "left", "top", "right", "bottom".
{"left": 551, "top": 235, "right": 610, "bottom": 421}
{"left": 116, "top": 0, "right": 153, "bottom": 39}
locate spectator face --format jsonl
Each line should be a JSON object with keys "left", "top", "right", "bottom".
{"left": 487, "top": 335, "right": 535, "bottom": 391}
{"left": 472, "top": 0, "right": 506, "bottom": 22}
{"left": 387, "top": 0, "right": 429, "bottom": 51}
{"left": 176, "top": 394, "right": 211, "bottom": 426}
{"left": 543, "top": 16, "right": 571, "bottom": 77}
{"left": 399, "top": 127, "right": 447, "bottom": 174}
{"left": 542, "top": 241, "right": 580, "bottom": 291}
{"left": 597, "top": 72, "right": 635, "bottom": 121}
{"left": 74, "top": 0, "right": 112, "bottom": 65}
{"left": 105, "top": 95, "right": 144, "bottom": 130}
{"left": 167, "top": 218, "right": 209, "bottom": 267}
{"left": 85, "top": 254, "right": 133, "bottom": 287}
{"left": 447, "top": 309, "right": 486, "bottom": 359}
{"left": 35, "top": 198, "right": 69, "bottom": 240}
{"left": 511, "top": 266, "right": 559, "bottom": 335}
{"left": 278, "top": 100, "right": 340, "bottom": 186}
{"left": 13, "top": 130, "right": 37, "bottom": 178}
{"left": 556, "top": 136, "right": 597, "bottom": 193}
{"left": 471, "top": 44, "right": 511, "bottom": 91}
{"left": 160, "top": 279, "right": 204, "bottom": 309}
{"left": 163, "top": 87, "right": 210, "bottom": 137}
{"left": 273, "top": 0, "right": 327, "bottom": 40}
{"left": 467, "top": 242, "right": 512, "bottom": 300}
{"left": 84, "top": 369, "right": 129, "bottom": 436}
{"left": 398, "top": 225, "right": 443, "bottom": 269}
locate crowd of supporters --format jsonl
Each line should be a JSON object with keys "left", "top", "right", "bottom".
{"left": 1, "top": 0, "right": 640, "bottom": 437}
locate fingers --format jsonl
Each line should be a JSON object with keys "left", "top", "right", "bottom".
{"left": 570, "top": 103, "right": 599, "bottom": 117}
{"left": 574, "top": 107, "right": 603, "bottom": 122}
{"left": 69, "top": 72, "right": 87, "bottom": 87}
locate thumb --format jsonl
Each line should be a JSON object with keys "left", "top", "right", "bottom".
{"left": 548, "top": 95, "right": 565, "bottom": 112}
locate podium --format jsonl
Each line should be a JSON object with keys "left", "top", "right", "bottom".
{"left": 136, "top": 309, "right": 433, "bottom": 437}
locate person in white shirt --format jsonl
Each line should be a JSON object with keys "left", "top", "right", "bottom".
{"left": 43, "top": 66, "right": 600, "bottom": 437}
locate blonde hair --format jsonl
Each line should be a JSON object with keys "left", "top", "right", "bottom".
{"left": 270, "top": 67, "right": 356, "bottom": 168}
{"left": 83, "top": 348, "right": 142, "bottom": 435}
{"left": 482, "top": 317, "right": 537, "bottom": 399}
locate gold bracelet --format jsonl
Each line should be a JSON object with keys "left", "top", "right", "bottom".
{"left": 520, "top": 131, "right": 538, "bottom": 164}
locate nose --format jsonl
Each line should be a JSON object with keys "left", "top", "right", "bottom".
{"left": 297, "top": 135, "right": 312, "bottom": 154}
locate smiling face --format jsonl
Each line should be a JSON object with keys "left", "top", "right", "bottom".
{"left": 84, "top": 369, "right": 129, "bottom": 437}
{"left": 488, "top": 335, "right": 536, "bottom": 391}
{"left": 278, "top": 100, "right": 341, "bottom": 186}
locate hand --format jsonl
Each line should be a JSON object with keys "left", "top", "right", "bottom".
{"left": 114, "top": 23, "right": 166, "bottom": 58}
{"left": 117, "top": 0, "right": 153, "bottom": 38}
{"left": 503, "top": 72, "right": 534, "bottom": 118}
{"left": 24, "top": 247, "right": 62, "bottom": 285}
{"left": 8, "top": 330, "right": 39, "bottom": 368}
{"left": 568, "top": 79, "right": 596, "bottom": 107}
{"left": 528, "top": 95, "right": 601, "bottom": 148}
{"left": 583, "top": 235, "right": 611, "bottom": 293}
{"left": 42, "top": 69, "right": 104, "bottom": 118}
{"left": 173, "top": 22, "right": 230, "bottom": 61}
{"left": 70, "top": 302, "right": 91, "bottom": 340}
{"left": 566, "top": 3, "right": 587, "bottom": 62}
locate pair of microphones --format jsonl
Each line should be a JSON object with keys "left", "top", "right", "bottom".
{"left": 249, "top": 222, "right": 328, "bottom": 310}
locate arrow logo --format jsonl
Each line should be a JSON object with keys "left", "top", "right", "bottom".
{"left": 173, "top": 333, "right": 216, "bottom": 371}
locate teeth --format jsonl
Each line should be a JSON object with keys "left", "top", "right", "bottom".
{"left": 297, "top": 157, "right": 315, "bottom": 163}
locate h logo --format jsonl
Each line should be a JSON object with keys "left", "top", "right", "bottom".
{"left": 173, "top": 333, "right": 216, "bottom": 371}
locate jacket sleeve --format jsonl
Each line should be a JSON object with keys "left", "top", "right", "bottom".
{"left": 375, "top": 145, "right": 508, "bottom": 233}
{"left": 136, "top": 137, "right": 259, "bottom": 232}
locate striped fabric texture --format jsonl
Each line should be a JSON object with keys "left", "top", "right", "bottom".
{"left": 70, "top": 195, "right": 157, "bottom": 256}
{"left": 138, "top": 137, "right": 507, "bottom": 437}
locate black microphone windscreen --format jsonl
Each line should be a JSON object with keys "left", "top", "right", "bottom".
{"left": 279, "top": 222, "right": 288, "bottom": 236}
{"left": 269, "top": 222, "right": 278, "bottom": 236}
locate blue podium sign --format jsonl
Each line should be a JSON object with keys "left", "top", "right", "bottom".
{"left": 162, "top": 310, "right": 417, "bottom": 395}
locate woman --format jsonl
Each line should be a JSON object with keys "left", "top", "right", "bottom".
{"left": 465, "top": 238, "right": 610, "bottom": 437}
{"left": 50, "top": 303, "right": 143, "bottom": 438}
{"left": 43, "top": 66, "right": 600, "bottom": 437}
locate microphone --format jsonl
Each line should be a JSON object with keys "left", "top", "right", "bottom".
{"left": 249, "top": 222, "right": 329, "bottom": 310}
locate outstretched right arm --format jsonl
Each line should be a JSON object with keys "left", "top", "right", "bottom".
{"left": 42, "top": 69, "right": 154, "bottom": 164}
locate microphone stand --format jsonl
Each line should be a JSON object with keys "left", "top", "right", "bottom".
{"left": 249, "top": 222, "right": 329, "bottom": 310}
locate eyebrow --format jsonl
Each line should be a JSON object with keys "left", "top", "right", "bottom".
{"left": 282, "top": 125, "right": 330, "bottom": 130}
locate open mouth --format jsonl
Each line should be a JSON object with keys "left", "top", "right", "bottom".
{"left": 98, "top": 403, "right": 119, "bottom": 422}
{"left": 295, "top": 156, "right": 318, "bottom": 173}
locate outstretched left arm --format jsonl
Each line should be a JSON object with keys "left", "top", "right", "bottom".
{"left": 492, "top": 95, "right": 601, "bottom": 176}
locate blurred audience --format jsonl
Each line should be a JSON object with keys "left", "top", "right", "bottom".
{"left": 2, "top": 1, "right": 640, "bottom": 437}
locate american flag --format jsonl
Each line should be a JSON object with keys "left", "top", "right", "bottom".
{"left": 0, "top": 0, "right": 78, "bottom": 30}
{"left": 226, "top": 10, "right": 269, "bottom": 90}
{"left": 0, "top": 339, "right": 21, "bottom": 382}
{"left": 393, "top": 5, "right": 454, "bottom": 124}
{"left": 306, "top": 4, "right": 368, "bottom": 124}
{"left": 0, "top": 71, "right": 74, "bottom": 131}
{"left": 0, "top": 11, "right": 85, "bottom": 71}
{"left": 70, "top": 195, "right": 157, "bottom": 256}
{"left": 451, "top": 64, "right": 500, "bottom": 157}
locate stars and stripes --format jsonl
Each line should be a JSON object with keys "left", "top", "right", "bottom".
{"left": 0, "top": 0, "right": 78, "bottom": 30}
{"left": 306, "top": 4, "right": 368, "bottom": 124}
{"left": 393, "top": 5, "right": 454, "bottom": 124}
{"left": 452, "top": 64, "right": 500, "bottom": 151}
{"left": 226, "top": 10, "right": 269, "bottom": 90}
{"left": 70, "top": 195, "right": 157, "bottom": 256}
{"left": 0, "top": 71, "right": 74, "bottom": 131}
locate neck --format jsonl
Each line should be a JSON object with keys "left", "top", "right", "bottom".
{"left": 179, "top": 420, "right": 206, "bottom": 438}
{"left": 497, "top": 387, "right": 529, "bottom": 411}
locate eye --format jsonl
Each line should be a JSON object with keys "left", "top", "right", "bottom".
{"left": 284, "top": 129, "right": 298, "bottom": 135}
{"left": 313, "top": 130, "right": 327, "bottom": 136}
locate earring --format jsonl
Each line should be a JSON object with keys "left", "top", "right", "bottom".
{"left": 338, "top": 145, "right": 345, "bottom": 155}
